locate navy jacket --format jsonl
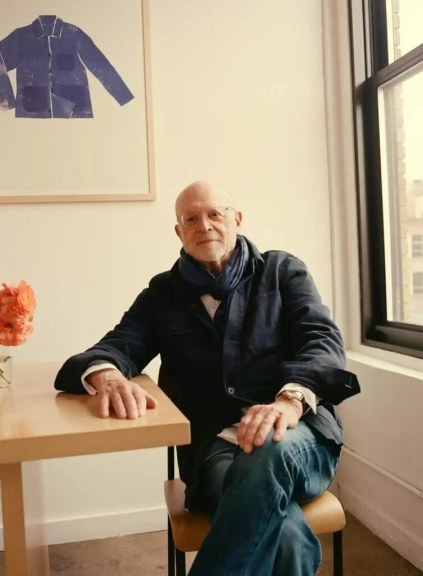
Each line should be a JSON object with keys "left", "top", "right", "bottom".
{"left": 0, "top": 16, "right": 133, "bottom": 118}
{"left": 0, "top": 51, "right": 14, "bottom": 110}
{"left": 55, "top": 239, "right": 360, "bottom": 506}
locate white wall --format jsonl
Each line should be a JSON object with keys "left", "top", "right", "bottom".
{"left": 1, "top": 0, "right": 337, "bottom": 545}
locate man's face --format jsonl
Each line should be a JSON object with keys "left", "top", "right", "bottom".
{"left": 175, "top": 184, "right": 242, "bottom": 274}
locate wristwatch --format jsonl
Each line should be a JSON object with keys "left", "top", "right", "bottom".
{"left": 279, "top": 390, "right": 307, "bottom": 412}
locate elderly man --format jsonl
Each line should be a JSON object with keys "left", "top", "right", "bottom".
{"left": 55, "top": 181, "right": 360, "bottom": 575}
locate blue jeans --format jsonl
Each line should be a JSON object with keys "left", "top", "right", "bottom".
{"left": 188, "top": 422, "right": 340, "bottom": 576}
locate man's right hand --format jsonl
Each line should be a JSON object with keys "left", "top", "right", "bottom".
{"left": 85, "top": 369, "right": 158, "bottom": 419}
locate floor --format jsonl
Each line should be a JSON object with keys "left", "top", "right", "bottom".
{"left": 1, "top": 513, "right": 421, "bottom": 575}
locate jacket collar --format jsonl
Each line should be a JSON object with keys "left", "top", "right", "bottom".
{"left": 33, "top": 16, "right": 64, "bottom": 39}
{"left": 243, "top": 236, "right": 264, "bottom": 270}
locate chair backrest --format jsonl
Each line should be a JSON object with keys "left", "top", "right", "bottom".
{"left": 159, "top": 365, "right": 179, "bottom": 482}
{"left": 167, "top": 445, "right": 176, "bottom": 481}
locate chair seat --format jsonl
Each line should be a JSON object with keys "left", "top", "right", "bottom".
{"left": 301, "top": 490, "right": 346, "bottom": 534}
{"left": 164, "top": 478, "right": 346, "bottom": 552}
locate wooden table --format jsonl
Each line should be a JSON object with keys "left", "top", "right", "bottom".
{"left": 0, "top": 363, "right": 190, "bottom": 576}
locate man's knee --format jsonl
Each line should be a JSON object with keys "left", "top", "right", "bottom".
{"left": 224, "top": 434, "right": 298, "bottom": 488}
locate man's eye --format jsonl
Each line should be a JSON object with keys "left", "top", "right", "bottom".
{"left": 185, "top": 214, "right": 197, "bottom": 225}
{"left": 209, "top": 209, "right": 223, "bottom": 220}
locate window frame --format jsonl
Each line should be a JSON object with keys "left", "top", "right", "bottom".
{"left": 349, "top": 0, "right": 423, "bottom": 358}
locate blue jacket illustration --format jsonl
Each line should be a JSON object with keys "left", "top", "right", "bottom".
{"left": 0, "top": 15, "right": 134, "bottom": 118}
{"left": 0, "top": 51, "right": 15, "bottom": 110}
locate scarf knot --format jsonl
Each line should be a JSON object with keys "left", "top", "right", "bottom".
{"left": 178, "top": 235, "right": 249, "bottom": 300}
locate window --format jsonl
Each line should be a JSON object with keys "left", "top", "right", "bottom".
{"left": 349, "top": 0, "right": 423, "bottom": 358}
{"left": 412, "top": 234, "right": 423, "bottom": 258}
{"left": 413, "top": 272, "right": 423, "bottom": 294}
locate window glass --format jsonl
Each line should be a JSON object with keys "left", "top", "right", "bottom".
{"left": 412, "top": 235, "right": 423, "bottom": 258}
{"left": 387, "top": 0, "right": 423, "bottom": 62}
{"left": 413, "top": 272, "right": 423, "bottom": 295}
{"left": 378, "top": 65, "right": 423, "bottom": 325}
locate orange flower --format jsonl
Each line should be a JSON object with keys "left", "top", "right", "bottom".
{"left": 0, "top": 282, "right": 36, "bottom": 347}
{"left": 0, "top": 281, "right": 36, "bottom": 315}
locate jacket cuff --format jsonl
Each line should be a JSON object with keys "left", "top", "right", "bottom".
{"left": 81, "top": 362, "right": 120, "bottom": 395}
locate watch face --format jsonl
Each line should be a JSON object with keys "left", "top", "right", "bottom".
{"left": 284, "top": 391, "right": 304, "bottom": 401}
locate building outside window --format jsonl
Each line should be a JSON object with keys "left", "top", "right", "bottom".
{"left": 413, "top": 272, "right": 423, "bottom": 294}
{"left": 411, "top": 234, "right": 423, "bottom": 258}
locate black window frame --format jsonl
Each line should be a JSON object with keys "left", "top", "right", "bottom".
{"left": 349, "top": 0, "right": 423, "bottom": 359}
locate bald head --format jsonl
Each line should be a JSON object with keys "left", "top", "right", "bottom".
{"left": 175, "top": 181, "right": 235, "bottom": 219}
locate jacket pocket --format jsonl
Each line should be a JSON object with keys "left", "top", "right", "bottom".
{"left": 56, "top": 85, "right": 88, "bottom": 112}
{"left": 166, "top": 313, "right": 193, "bottom": 336}
{"left": 245, "top": 290, "right": 282, "bottom": 356}
{"left": 22, "top": 86, "right": 49, "bottom": 112}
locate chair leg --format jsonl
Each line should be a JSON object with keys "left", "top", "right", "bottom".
{"left": 333, "top": 530, "right": 343, "bottom": 576}
{"left": 175, "top": 548, "right": 186, "bottom": 576}
{"left": 167, "top": 516, "right": 175, "bottom": 576}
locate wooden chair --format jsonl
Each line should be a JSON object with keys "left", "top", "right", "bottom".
{"left": 164, "top": 446, "right": 346, "bottom": 576}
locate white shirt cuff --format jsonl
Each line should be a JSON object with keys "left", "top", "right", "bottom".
{"left": 81, "top": 362, "right": 119, "bottom": 395}
{"left": 277, "top": 383, "right": 319, "bottom": 414}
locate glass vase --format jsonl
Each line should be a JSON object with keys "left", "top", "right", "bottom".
{"left": 0, "top": 349, "right": 12, "bottom": 388}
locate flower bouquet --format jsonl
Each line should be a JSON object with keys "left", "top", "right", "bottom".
{"left": 0, "top": 281, "right": 36, "bottom": 387}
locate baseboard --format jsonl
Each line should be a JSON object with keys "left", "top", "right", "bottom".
{"left": 336, "top": 447, "right": 423, "bottom": 571}
{"left": 0, "top": 506, "right": 168, "bottom": 550}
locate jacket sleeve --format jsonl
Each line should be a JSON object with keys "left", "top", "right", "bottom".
{"left": 278, "top": 256, "right": 359, "bottom": 404}
{"left": 0, "top": 29, "right": 20, "bottom": 110}
{"left": 75, "top": 28, "right": 134, "bottom": 106}
{"left": 54, "top": 287, "right": 159, "bottom": 394}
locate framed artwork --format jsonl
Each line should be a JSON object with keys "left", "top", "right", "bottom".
{"left": 0, "top": 0, "right": 155, "bottom": 203}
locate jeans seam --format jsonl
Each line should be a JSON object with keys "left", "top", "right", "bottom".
{"left": 239, "top": 481, "right": 284, "bottom": 576}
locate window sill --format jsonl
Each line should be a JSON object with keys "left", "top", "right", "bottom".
{"left": 346, "top": 347, "right": 423, "bottom": 380}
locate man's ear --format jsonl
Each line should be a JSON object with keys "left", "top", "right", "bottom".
{"left": 235, "top": 211, "right": 243, "bottom": 228}
{"left": 175, "top": 223, "right": 182, "bottom": 239}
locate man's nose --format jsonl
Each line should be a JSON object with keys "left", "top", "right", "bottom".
{"left": 197, "top": 214, "right": 213, "bottom": 231}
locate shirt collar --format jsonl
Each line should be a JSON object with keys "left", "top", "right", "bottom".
{"left": 33, "top": 16, "right": 64, "bottom": 38}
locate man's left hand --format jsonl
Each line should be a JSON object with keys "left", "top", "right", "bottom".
{"left": 237, "top": 397, "right": 303, "bottom": 454}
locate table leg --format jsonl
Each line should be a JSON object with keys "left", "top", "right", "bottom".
{"left": 0, "top": 463, "right": 49, "bottom": 576}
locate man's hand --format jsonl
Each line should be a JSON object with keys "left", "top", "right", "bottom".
{"left": 86, "top": 369, "right": 158, "bottom": 419}
{"left": 237, "top": 397, "right": 302, "bottom": 453}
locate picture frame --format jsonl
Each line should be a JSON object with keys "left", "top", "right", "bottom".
{"left": 0, "top": 0, "right": 155, "bottom": 203}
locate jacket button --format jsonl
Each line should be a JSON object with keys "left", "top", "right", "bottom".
{"left": 228, "top": 387, "right": 235, "bottom": 395}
